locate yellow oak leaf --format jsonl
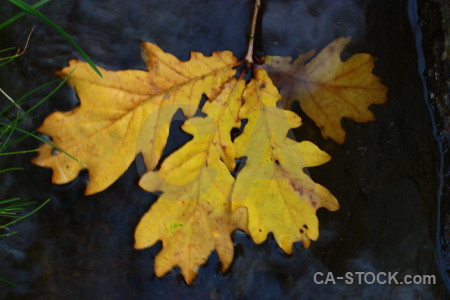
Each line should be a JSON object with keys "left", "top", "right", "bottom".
{"left": 263, "top": 37, "right": 388, "bottom": 144}
{"left": 232, "top": 68, "right": 339, "bottom": 253}
{"left": 32, "top": 43, "right": 237, "bottom": 195}
{"left": 135, "top": 79, "right": 247, "bottom": 284}
{"left": 32, "top": 35, "right": 388, "bottom": 283}
{"left": 202, "top": 79, "right": 244, "bottom": 171}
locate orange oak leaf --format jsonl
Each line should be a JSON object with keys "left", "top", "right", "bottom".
{"left": 135, "top": 79, "right": 247, "bottom": 283}
{"left": 263, "top": 37, "right": 388, "bottom": 144}
{"left": 32, "top": 43, "right": 237, "bottom": 195}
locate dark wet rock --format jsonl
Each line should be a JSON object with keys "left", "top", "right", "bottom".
{"left": 418, "top": 0, "right": 450, "bottom": 290}
{"left": 0, "top": 0, "right": 449, "bottom": 299}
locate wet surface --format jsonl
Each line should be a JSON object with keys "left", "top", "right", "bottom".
{"left": 418, "top": 0, "right": 450, "bottom": 288}
{"left": 0, "top": 0, "right": 449, "bottom": 299}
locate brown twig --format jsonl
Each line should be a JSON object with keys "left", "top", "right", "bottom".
{"left": 245, "top": 0, "right": 261, "bottom": 66}
{"left": 0, "top": 27, "right": 35, "bottom": 111}
{"left": 16, "top": 26, "right": 34, "bottom": 56}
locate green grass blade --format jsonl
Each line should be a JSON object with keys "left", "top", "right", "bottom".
{"left": 0, "top": 232, "right": 18, "bottom": 237}
{"left": 16, "top": 80, "right": 59, "bottom": 103}
{"left": 0, "top": 111, "right": 25, "bottom": 147}
{"left": 0, "top": 149, "right": 38, "bottom": 155}
{"left": 0, "top": 121, "right": 86, "bottom": 167}
{"left": 0, "top": 197, "right": 20, "bottom": 211}
{"left": 0, "top": 116, "right": 40, "bottom": 150}
{"left": 0, "top": 116, "right": 21, "bottom": 151}
{"left": 0, "top": 0, "right": 50, "bottom": 31}
{"left": 0, "top": 71, "right": 71, "bottom": 150}
{"left": 0, "top": 56, "right": 16, "bottom": 68}
{"left": 0, "top": 128, "right": 31, "bottom": 150}
{"left": 7, "top": 0, "right": 102, "bottom": 77}
{"left": 0, "top": 197, "right": 21, "bottom": 204}
{"left": 0, "top": 71, "right": 78, "bottom": 158}
{"left": 0, "top": 205, "right": 36, "bottom": 215}
{"left": 0, "top": 80, "right": 58, "bottom": 116}
{"left": 20, "top": 69, "right": 73, "bottom": 120}
{"left": 0, "top": 276, "right": 18, "bottom": 287}
{"left": 0, "top": 47, "right": 16, "bottom": 54}
{"left": 0, "top": 198, "right": 50, "bottom": 229}
{"left": 0, "top": 60, "right": 72, "bottom": 124}
{"left": 0, "top": 201, "right": 36, "bottom": 212}
{"left": 0, "top": 167, "right": 23, "bottom": 174}
{"left": 0, "top": 127, "right": 36, "bottom": 150}
{"left": 0, "top": 54, "right": 19, "bottom": 61}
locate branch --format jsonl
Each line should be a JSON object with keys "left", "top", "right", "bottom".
{"left": 245, "top": 0, "right": 261, "bottom": 65}
{"left": 0, "top": 88, "right": 21, "bottom": 111}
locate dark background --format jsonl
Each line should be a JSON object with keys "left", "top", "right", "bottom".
{"left": 0, "top": 0, "right": 449, "bottom": 299}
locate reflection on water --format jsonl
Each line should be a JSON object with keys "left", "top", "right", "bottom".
{"left": 0, "top": 0, "right": 448, "bottom": 299}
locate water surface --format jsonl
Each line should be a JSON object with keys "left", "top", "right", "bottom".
{"left": 0, "top": 0, "right": 448, "bottom": 299}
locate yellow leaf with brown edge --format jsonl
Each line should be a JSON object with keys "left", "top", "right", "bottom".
{"left": 135, "top": 79, "right": 247, "bottom": 284}
{"left": 202, "top": 79, "right": 245, "bottom": 171}
{"left": 232, "top": 68, "right": 339, "bottom": 253}
{"left": 32, "top": 43, "right": 237, "bottom": 195}
{"left": 263, "top": 37, "right": 388, "bottom": 144}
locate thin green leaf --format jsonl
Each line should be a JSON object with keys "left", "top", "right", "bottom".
{"left": 7, "top": 0, "right": 102, "bottom": 77}
{"left": 0, "top": 70, "right": 80, "bottom": 165}
{"left": 0, "top": 276, "right": 18, "bottom": 287}
{"left": 0, "top": 149, "right": 38, "bottom": 155}
{"left": 0, "top": 198, "right": 50, "bottom": 229}
{"left": 0, "top": 197, "right": 21, "bottom": 205}
{"left": 0, "top": 116, "right": 21, "bottom": 151}
{"left": 0, "top": 80, "right": 58, "bottom": 116}
{"left": 20, "top": 69, "right": 74, "bottom": 120}
{"left": 0, "top": 54, "right": 18, "bottom": 61}
{"left": 0, "top": 167, "right": 23, "bottom": 174}
{"left": 0, "top": 47, "right": 16, "bottom": 53}
{"left": 0, "top": 215, "right": 19, "bottom": 219}
{"left": 0, "top": 63, "right": 72, "bottom": 125}
{"left": 0, "top": 128, "right": 36, "bottom": 150}
{"left": 0, "top": 56, "right": 16, "bottom": 68}
{"left": 0, "top": 202, "right": 36, "bottom": 212}
{"left": 0, "top": 117, "right": 41, "bottom": 151}
{"left": 0, "top": 0, "right": 50, "bottom": 31}
{"left": 0, "top": 232, "right": 18, "bottom": 238}
{"left": 0, "top": 121, "right": 86, "bottom": 167}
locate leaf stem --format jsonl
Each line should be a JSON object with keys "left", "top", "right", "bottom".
{"left": 245, "top": 0, "right": 261, "bottom": 66}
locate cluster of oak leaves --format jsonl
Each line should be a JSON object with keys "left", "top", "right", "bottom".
{"left": 32, "top": 37, "right": 387, "bottom": 283}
